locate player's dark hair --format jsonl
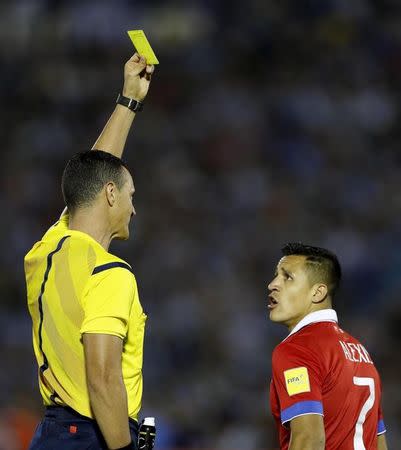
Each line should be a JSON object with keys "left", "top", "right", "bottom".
{"left": 62, "top": 150, "right": 128, "bottom": 213}
{"left": 282, "top": 242, "right": 342, "bottom": 299}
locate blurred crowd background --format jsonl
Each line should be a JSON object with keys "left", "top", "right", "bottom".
{"left": 1, "top": 0, "right": 401, "bottom": 448}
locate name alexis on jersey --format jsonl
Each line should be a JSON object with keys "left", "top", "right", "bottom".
{"left": 339, "top": 341, "right": 373, "bottom": 364}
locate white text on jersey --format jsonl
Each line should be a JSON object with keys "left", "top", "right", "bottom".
{"left": 339, "top": 341, "right": 373, "bottom": 364}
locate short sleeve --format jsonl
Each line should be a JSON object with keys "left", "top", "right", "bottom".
{"left": 272, "top": 342, "right": 324, "bottom": 426}
{"left": 80, "top": 267, "right": 135, "bottom": 339}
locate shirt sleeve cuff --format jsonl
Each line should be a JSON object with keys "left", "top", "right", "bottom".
{"left": 281, "top": 400, "right": 323, "bottom": 425}
{"left": 80, "top": 317, "right": 127, "bottom": 339}
{"left": 377, "top": 419, "right": 386, "bottom": 435}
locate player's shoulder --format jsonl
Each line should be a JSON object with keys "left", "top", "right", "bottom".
{"left": 273, "top": 333, "right": 314, "bottom": 362}
{"left": 323, "top": 321, "right": 370, "bottom": 350}
{"left": 295, "top": 321, "right": 344, "bottom": 344}
{"left": 272, "top": 339, "right": 322, "bottom": 376}
{"left": 333, "top": 325, "right": 362, "bottom": 344}
{"left": 273, "top": 322, "right": 339, "bottom": 360}
{"left": 334, "top": 325, "right": 378, "bottom": 365}
{"left": 286, "top": 321, "right": 335, "bottom": 343}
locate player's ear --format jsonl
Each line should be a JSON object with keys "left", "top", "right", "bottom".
{"left": 311, "top": 283, "right": 328, "bottom": 304}
{"left": 105, "top": 182, "right": 116, "bottom": 206}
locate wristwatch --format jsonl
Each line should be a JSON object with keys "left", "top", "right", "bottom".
{"left": 116, "top": 93, "right": 144, "bottom": 112}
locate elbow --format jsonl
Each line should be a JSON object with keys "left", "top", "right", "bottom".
{"left": 86, "top": 366, "right": 123, "bottom": 395}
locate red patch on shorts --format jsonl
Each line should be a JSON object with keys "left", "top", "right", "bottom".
{"left": 69, "top": 425, "right": 77, "bottom": 434}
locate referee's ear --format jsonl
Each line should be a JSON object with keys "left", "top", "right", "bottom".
{"left": 311, "top": 283, "right": 328, "bottom": 304}
{"left": 105, "top": 182, "right": 117, "bottom": 207}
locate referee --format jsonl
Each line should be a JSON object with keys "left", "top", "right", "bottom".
{"left": 25, "top": 54, "right": 154, "bottom": 450}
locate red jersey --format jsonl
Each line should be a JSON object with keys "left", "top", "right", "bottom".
{"left": 270, "top": 309, "right": 386, "bottom": 450}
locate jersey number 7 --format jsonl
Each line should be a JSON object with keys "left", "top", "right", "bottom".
{"left": 353, "top": 377, "right": 375, "bottom": 450}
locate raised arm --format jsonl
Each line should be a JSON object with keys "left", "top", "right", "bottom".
{"left": 60, "top": 54, "right": 154, "bottom": 219}
{"left": 92, "top": 53, "right": 154, "bottom": 157}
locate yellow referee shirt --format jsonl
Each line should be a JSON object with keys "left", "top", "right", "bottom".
{"left": 24, "top": 213, "right": 146, "bottom": 420}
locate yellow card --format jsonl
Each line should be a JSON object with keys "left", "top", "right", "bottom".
{"left": 284, "top": 367, "right": 310, "bottom": 396}
{"left": 127, "top": 30, "right": 159, "bottom": 65}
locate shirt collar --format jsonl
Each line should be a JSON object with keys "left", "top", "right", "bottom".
{"left": 285, "top": 309, "right": 338, "bottom": 341}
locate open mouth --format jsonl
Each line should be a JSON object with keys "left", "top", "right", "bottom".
{"left": 268, "top": 295, "right": 278, "bottom": 310}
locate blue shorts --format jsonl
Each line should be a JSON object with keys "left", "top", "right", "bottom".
{"left": 29, "top": 406, "right": 139, "bottom": 450}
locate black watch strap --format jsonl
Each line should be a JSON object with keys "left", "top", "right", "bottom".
{"left": 116, "top": 93, "right": 144, "bottom": 112}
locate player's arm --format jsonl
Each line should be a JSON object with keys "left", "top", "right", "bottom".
{"left": 378, "top": 433, "right": 388, "bottom": 450}
{"left": 83, "top": 333, "right": 132, "bottom": 449}
{"left": 92, "top": 53, "right": 154, "bottom": 157}
{"left": 289, "top": 414, "right": 325, "bottom": 450}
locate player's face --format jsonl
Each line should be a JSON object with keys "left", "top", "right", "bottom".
{"left": 114, "top": 168, "right": 136, "bottom": 240}
{"left": 267, "top": 255, "right": 315, "bottom": 331}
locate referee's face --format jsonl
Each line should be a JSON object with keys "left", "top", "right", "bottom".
{"left": 267, "top": 255, "right": 316, "bottom": 331}
{"left": 113, "top": 168, "right": 136, "bottom": 240}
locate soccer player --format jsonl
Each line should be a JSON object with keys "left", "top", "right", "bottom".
{"left": 268, "top": 243, "right": 388, "bottom": 450}
{"left": 24, "top": 53, "right": 154, "bottom": 450}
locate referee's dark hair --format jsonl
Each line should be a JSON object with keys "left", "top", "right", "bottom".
{"left": 282, "top": 242, "right": 342, "bottom": 299}
{"left": 62, "top": 150, "right": 128, "bottom": 213}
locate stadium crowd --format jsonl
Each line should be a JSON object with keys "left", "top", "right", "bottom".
{"left": 0, "top": 0, "right": 400, "bottom": 448}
